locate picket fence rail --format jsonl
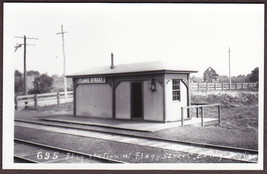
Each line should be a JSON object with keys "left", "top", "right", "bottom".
{"left": 190, "top": 82, "right": 258, "bottom": 91}
{"left": 15, "top": 91, "right": 73, "bottom": 110}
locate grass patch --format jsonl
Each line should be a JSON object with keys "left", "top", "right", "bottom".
{"left": 23, "top": 102, "right": 73, "bottom": 114}
{"left": 191, "top": 91, "right": 258, "bottom": 132}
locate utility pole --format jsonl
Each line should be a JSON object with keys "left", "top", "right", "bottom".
{"left": 57, "top": 25, "right": 68, "bottom": 100}
{"left": 229, "top": 47, "right": 231, "bottom": 91}
{"left": 15, "top": 35, "right": 38, "bottom": 95}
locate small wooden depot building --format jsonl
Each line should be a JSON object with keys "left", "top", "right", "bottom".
{"left": 67, "top": 58, "right": 197, "bottom": 122}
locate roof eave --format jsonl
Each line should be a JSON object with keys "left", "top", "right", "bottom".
{"left": 66, "top": 69, "right": 198, "bottom": 78}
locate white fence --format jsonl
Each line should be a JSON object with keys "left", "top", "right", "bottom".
{"left": 190, "top": 82, "right": 258, "bottom": 91}
{"left": 15, "top": 91, "right": 73, "bottom": 110}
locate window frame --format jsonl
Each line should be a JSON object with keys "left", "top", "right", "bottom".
{"left": 172, "top": 79, "right": 181, "bottom": 101}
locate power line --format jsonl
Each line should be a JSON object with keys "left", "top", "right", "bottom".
{"left": 15, "top": 35, "right": 38, "bottom": 95}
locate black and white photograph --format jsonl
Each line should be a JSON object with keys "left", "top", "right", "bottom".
{"left": 3, "top": 2, "right": 264, "bottom": 170}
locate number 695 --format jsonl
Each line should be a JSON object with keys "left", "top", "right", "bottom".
{"left": 37, "top": 152, "right": 59, "bottom": 160}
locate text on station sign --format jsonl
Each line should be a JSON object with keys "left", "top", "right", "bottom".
{"left": 77, "top": 77, "right": 106, "bottom": 84}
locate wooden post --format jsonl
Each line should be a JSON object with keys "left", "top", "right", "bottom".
{"left": 24, "top": 97, "right": 28, "bottom": 109}
{"left": 201, "top": 107, "right": 204, "bottom": 127}
{"left": 57, "top": 92, "right": 60, "bottom": 105}
{"left": 241, "top": 83, "right": 244, "bottom": 90}
{"left": 235, "top": 83, "right": 237, "bottom": 90}
{"left": 181, "top": 107, "right": 184, "bottom": 126}
{"left": 214, "top": 83, "right": 216, "bottom": 90}
{"left": 187, "top": 74, "right": 191, "bottom": 119}
{"left": 229, "top": 47, "right": 231, "bottom": 91}
{"left": 196, "top": 107, "right": 199, "bottom": 118}
{"left": 222, "top": 83, "right": 224, "bottom": 90}
{"left": 23, "top": 36, "right": 27, "bottom": 95}
{"left": 34, "top": 94, "right": 37, "bottom": 109}
{"left": 15, "top": 96, "right": 18, "bottom": 110}
{"left": 206, "top": 83, "right": 208, "bottom": 91}
{"left": 218, "top": 105, "right": 221, "bottom": 125}
{"left": 112, "top": 77, "right": 116, "bottom": 119}
{"left": 73, "top": 79, "right": 77, "bottom": 116}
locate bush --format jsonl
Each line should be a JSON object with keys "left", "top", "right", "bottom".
{"left": 191, "top": 91, "right": 258, "bottom": 107}
{"left": 28, "top": 74, "right": 53, "bottom": 94}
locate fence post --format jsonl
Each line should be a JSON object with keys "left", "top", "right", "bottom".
{"left": 57, "top": 92, "right": 60, "bottom": 105}
{"left": 15, "top": 96, "right": 18, "bottom": 110}
{"left": 206, "top": 83, "right": 208, "bottom": 91}
{"left": 34, "top": 94, "right": 37, "bottom": 109}
{"left": 214, "top": 83, "right": 216, "bottom": 90}
{"left": 218, "top": 105, "right": 221, "bottom": 125}
{"left": 222, "top": 83, "right": 224, "bottom": 90}
{"left": 181, "top": 107, "right": 184, "bottom": 126}
{"left": 196, "top": 107, "right": 199, "bottom": 118}
{"left": 201, "top": 107, "right": 204, "bottom": 127}
{"left": 25, "top": 100, "right": 28, "bottom": 109}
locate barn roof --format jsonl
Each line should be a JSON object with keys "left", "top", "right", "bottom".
{"left": 66, "top": 61, "right": 198, "bottom": 77}
{"left": 204, "top": 67, "right": 217, "bottom": 74}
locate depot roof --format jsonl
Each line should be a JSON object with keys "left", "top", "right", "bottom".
{"left": 66, "top": 61, "right": 198, "bottom": 77}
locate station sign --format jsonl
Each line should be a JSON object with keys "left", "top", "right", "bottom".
{"left": 77, "top": 77, "right": 106, "bottom": 84}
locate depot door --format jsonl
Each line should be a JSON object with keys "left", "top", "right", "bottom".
{"left": 131, "top": 82, "right": 143, "bottom": 119}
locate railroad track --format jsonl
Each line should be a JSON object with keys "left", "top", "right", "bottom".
{"left": 14, "top": 138, "right": 125, "bottom": 163}
{"left": 15, "top": 119, "right": 258, "bottom": 163}
{"left": 14, "top": 155, "right": 39, "bottom": 163}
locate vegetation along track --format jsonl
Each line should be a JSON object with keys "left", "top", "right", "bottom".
{"left": 15, "top": 119, "right": 258, "bottom": 163}
{"left": 14, "top": 138, "right": 125, "bottom": 163}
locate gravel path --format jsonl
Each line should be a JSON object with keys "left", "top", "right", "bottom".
{"left": 15, "top": 126, "right": 245, "bottom": 163}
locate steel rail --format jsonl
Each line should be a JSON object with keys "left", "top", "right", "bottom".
{"left": 14, "top": 155, "right": 38, "bottom": 163}
{"left": 15, "top": 119, "right": 258, "bottom": 156}
{"left": 14, "top": 138, "right": 126, "bottom": 164}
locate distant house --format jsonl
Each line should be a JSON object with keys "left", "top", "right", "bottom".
{"left": 26, "top": 75, "right": 36, "bottom": 90}
{"left": 26, "top": 71, "right": 40, "bottom": 91}
{"left": 203, "top": 67, "right": 219, "bottom": 83}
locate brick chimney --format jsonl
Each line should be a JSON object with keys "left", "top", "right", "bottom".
{"left": 110, "top": 52, "right": 114, "bottom": 69}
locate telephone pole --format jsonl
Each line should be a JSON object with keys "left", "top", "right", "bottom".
{"left": 57, "top": 25, "right": 68, "bottom": 99}
{"left": 229, "top": 47, "right": 231, "bottom": 91}
{"left": 15, "top": 35, "right": 38, "bottom": 95}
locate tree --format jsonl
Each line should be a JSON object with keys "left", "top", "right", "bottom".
{"left": 15, "top": 70, "right": 24, "bottom": 95}
{"left": 232, "top": 75, "right": 246, "bottom": 83}
{"left": 27, "top": 70, "right": 40, "bottom": 76}
{"left": 217, "top": 75, "right": 229, "bottom": 83}
{"left": 28, "top": 74, "right": 53, "bottom": 94}
{"left": 190, "top": 76, "right": 203, "bottom": 83}
{"left": 247, "top": 67, "right": 259, "bottom": 82}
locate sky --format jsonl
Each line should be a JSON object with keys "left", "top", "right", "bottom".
{"left": 4, "top": 3, "right": 264, "bottom": 77}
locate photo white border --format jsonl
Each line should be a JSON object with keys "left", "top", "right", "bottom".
{"left": 2, "top": 2, "right": 264, "bottom": 170}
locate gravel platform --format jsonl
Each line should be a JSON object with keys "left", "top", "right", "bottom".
{"left": 15, "top": 126, "right": 246, "bottom": 163}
